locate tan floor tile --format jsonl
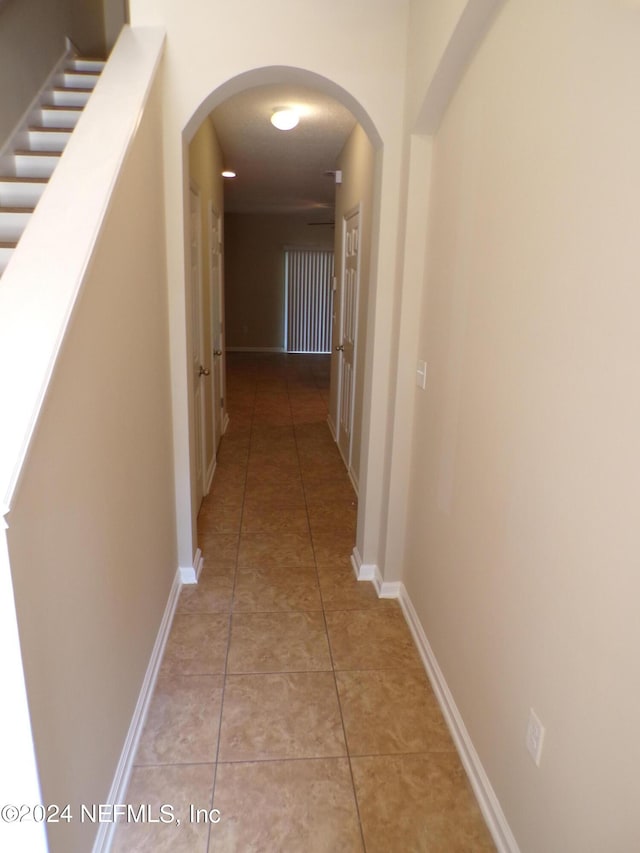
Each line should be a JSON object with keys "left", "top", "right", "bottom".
{"left": 307, "top": 502, "right": 357, "bottom": 533}
{"left": 198, "top": 533, "right": 239, "bottom": 570}
{"left": 111, "top": 763, "right": 214, "bottom": 853}
{"left": 352, "top": 753, "right": 495, "bottom": 852}
{"left": 233, "top": 565, "right": 321, "bottom": 612}
{"left": 300, "top": 455, "right": 348, "bottom": 480}
{"left": 177, "top": 568, "right": 235, "bottom": 614}
{"left": 211, "top": 759, "right": 363, "bottom": 852}
{"left": 135, "top": 673, "right": 223, "bottom": 765}
{"left": 198, "top": 499, "right": 243, "bottom": 536}
{"left": 228, "top": 611, "right": 331, "bottom": 672}
{"left": 218, "top": 672, "right": 346, "bottom": 761}
{"left": 162, "top": 614, "right": 230, "bottom": 675}
{"left": 209, "top": 462, "right": 247, "bottom": 490}
{"left": 325, "top": 608, "right": 422, "bottom": 670}
{"left": 238, "top": 531, "right": 315, "bottom": 567}
{"left": 241, "top": 503, "right": 309, "bottom": 536}
{"left": 215, "top": 445, "right": 250, "bottom": 466}
{"left": 317, "top": 565, "right": 387, "bottom": 611}
{"left": 312, "top": 530, "right": 355, "bottom": 563}
{"left": 247, "top": 448, "right": 300, "bottom": 471}
{"left": 243, "top": 477, "right": 305, "bottom": 507}
{"left": 303, "top": 478, "right": 357, "bottom": 504}
{"left": 253, "top": 411, "right": 293, "bottom": 426}
{"left": 336, "top": 669, "right": 455, "bottom": 756}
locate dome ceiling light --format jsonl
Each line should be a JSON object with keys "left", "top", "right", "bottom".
{"left": 221, "top": 170, "right": 237, "bottom": 178}
{"left": 270, "top": 109, "right": 300, "bottom": 131}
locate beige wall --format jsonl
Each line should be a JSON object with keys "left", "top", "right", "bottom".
{"left": 402, "top": 0, "right": 640, "bottom": 848}
{"left": 0, "top": 0, "right": 71, "bottom": 145}
{"left": 331, "top": 124, "right": 376, "bottom": 489}
{"left": 6, "top": 73, "right": 176, "bottom": 853}
{"left": 69, "top": 0, "right": 107, "bottom": 57}
{"left": 225, "top": 213, "right": 333, "bottom": 350}
{"left": 189, "top": 117, "right": 224, "bottom": 482}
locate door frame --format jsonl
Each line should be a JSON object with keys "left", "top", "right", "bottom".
{"left": 208, "top": 201, "right": 224, "bottom": 462}
{"left": 335, "top": 203, "right": 361, "bottom": 481}
{"left": 189, "top": 182, "right": 207, "bottom": 508}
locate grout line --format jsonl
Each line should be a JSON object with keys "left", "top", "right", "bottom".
{"left": 205, "top": 373, "right": 255, "bottom": 853}
{"left": 288, "top": 373, "right": 369, "bottom": 853}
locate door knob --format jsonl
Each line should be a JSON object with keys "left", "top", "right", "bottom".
{"left": 199, "top": 365, "right": 210, "bottom": 376}
{"left": 335, "top": 345, "right": 344, "bottom": 352}
{"left": 214, "top": 349, "right": 223, "bottom": 357}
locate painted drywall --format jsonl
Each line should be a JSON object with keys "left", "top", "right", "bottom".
{"left": 403, "top": 0, "right": 640, "bottom": 849}
{"left": 103, "top": 0, "right": 127, "bottom": 52}
{"left": 225, "top": 213, "right": 333, "bottom": 351}
{"left": 6, "top": 71, "right": 176, "bottom": 853}
{"left": 189, "top": 117, "right": 225, "bottom": 487}
{"left": 331, "top": 123, "right": 375, "bottom": 489}
{"left": 0, "top": 0, "right": 70, "bottom": 145}
{"left": 128, "top": 0, "right": 409, "bottom": 580}
{"left": 69, "top": 0, "right": 107, "bottom": 57}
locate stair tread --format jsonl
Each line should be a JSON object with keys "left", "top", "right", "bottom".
{"left": 14, "top": 150, "right": 62, "bottom": 157}
{"left": 0, "top": 241, "right": 18, "bottom": 249}
{"left": 0, "top": 176, "right": 48, "bottom": 184}
{"left": 52, "top": 86, "right": 93, "bottom": 94}
{"left": 0, "top": 206, "right": 35, "bottom": 214}
{"left": 63, "top": 68, "right": 102, "bottom": 75}
{"left": 28, "top": 126, "right": 72, "bottom": 133}
{"left": 41, "top": 104, "right": 83, "bottom": 111}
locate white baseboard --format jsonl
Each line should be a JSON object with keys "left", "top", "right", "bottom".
{"left": 350, "top": 546, "right": 383, "bottom": 592}
{"left": 179, "top": 548, "right": 203, "bottom": 585}
{"left": 222, "top": 413, "right": 230, "bottom": 435}
{"left": 347, "top": 466, "right": 359, "bottom": 497}
{"left": 93, "top": 568, "right": 182, "bottom": 853}
{"left": 386, "top": 582, "right": 520, "bottom": 853}
{"left": 327, "top": 415, "right": 337, "bottom": 442}
{"left": 204, "top": 458, "right": 216, "bottom": 495}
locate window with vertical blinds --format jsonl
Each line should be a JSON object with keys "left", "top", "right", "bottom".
{"left": 285, "top": 249, "right": 334, "bottom": 353}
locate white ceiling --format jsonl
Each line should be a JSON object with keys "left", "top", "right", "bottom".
{"left": 210, "top": 84, "right": 357, "bottom": 219}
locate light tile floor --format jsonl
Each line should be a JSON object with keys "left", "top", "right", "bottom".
{"left": 113, "top": 352, "right": 495, "bottom": 852}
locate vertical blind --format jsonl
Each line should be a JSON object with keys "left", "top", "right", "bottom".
{"left": 285, "top": 249, "right": 334, "bottom": 353}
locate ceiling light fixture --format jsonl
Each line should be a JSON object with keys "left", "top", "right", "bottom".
{"left": 221, "top": 170, "right": 237, "bottom": 178}
{"left": 270, "top": 109, "right": 299, "bottom": 131}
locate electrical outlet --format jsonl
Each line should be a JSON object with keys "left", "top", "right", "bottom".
{"left": 526, "top": 708, "right": 545, "bottom": 766}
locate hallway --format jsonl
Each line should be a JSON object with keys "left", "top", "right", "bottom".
{"left": 112, "top": 353, "right": 494, "bottom": 852}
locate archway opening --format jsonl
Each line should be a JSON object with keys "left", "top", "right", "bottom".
{"left": 182, "top": 65, "right": 384, "bottom": 564}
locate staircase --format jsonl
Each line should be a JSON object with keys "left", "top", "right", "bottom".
{"left": 0, "top": 56, "right": 105, "bottom": 277}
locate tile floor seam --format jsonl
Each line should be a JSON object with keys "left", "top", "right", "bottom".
{"left": 205, "top": 396, "right": 252, "bottom": 853}
{"left": 289, "top": 378, "right": 368, "bottom": 853}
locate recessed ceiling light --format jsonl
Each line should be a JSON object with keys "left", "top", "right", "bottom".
{"left": 221, "top": 170, "right": 237, "bottom": 178}
{"left": 271, "top": 109, "right": 299, "bottom": 131}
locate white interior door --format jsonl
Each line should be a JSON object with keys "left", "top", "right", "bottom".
{"left": 209, "top": 204, "right": 223, "bottom": 452}
{"left": 190, "top": 186, "right": 207, "bottom": 509}
{"left": 337, "top": 207, "right": 360, "bottom": 466}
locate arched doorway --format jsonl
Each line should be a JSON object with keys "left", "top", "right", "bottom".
{"left": 180, "top": 66, "right": 386, "bottom": 582}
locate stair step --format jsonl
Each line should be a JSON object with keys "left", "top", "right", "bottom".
{"left": 13, "top": 151, "right": 62, "bottom": 179}
{"left": 0, "top": 207, "right": 33, "bottom": 242}
{"left": 50, "top": 87, "right": 91, "bottom": 108}
{"left": 57, "top": 71, "right": 101, "bottom": 90}
{"left": 0, "top": 176, "right": 48, "bottom": 207}
{"left": 26, "top": 127, "right": 72, "bottom": 152}
{"left": 67, "top": 58, "right": 106, "bottom": 73}
{"left": 38, "top": 105, "right": 83, "bottom": 129}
